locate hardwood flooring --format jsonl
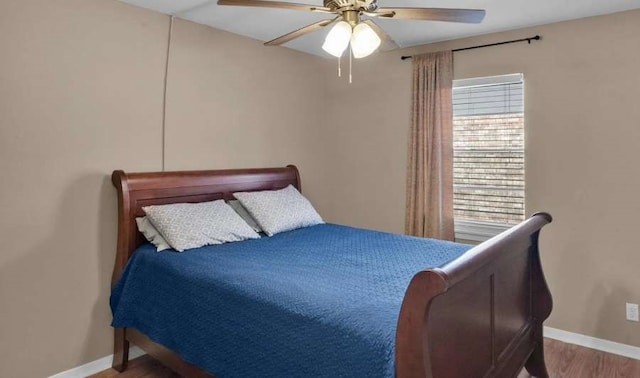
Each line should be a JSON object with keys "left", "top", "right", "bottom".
{"left": 91, "top": 338, "right": 640, "bottom": 378}
{"left": 516, "top": 339, "right": 640, "bottom": 377}
{"left": 89, "top": 355, "right": 180, "bottom": 378}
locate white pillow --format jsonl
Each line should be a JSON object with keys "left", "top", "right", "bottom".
{"left": 233, "top": 185, "right": 323, "bottom": 236}
{"left": 142, "top": 200, "right": 260, "bottom": 252}
{"left": 136, "top": 216, "right": 171, "bottom": 252}
{"left": 228, "top": 200, "right": 263, "bottom": 233}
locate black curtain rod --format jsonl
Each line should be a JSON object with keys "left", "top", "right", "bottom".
{"left": 400, "top": 35, "right": 541, "bottom": 61}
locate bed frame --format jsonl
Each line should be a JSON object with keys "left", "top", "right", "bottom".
{"left": 111, "top": 165, "right": 553, "bottom": 378}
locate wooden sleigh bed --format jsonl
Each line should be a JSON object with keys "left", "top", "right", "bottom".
{"left": 110, "top": 165, "right": 553, "bottom": 378}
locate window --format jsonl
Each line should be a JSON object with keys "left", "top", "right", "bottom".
{"left": 452, "top": 74, "right": 524, "bottom": 242}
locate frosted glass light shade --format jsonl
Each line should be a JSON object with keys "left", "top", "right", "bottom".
{"left": 322, "top": 21, "right": 352, "bottom": 57}
{"left": 351, "top": 23, "right": 381, "bottom": 59}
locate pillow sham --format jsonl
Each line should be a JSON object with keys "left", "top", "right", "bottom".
{"left": 228, "top": 200, "right": 263, "bottom": 233}
{"left": 143, "top": 200, "right": 260, "bottom": 252}
{"left": 233, "top": 185, "right": 323, "bottom": 236}
{"left": 136, "top": 216, "right": 171, "bottom": 252}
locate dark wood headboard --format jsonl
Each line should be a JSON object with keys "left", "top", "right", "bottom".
{"left": 110, "top": 165, "right": 301, "bottom": 286}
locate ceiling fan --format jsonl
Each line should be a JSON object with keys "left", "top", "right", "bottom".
{"left": 217, "top": 0, "right": 486, "bottom": 58}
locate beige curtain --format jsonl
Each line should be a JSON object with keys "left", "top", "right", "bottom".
{"left": 405, "top": 51, "right": 454, "bottom": 240}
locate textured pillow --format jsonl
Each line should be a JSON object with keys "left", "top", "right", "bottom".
{"left": 233, "top": 185, "right": 323, "bottom": 236}
{"left": 228, "top": 200, "right": 263, "bottom": 233}
{"left": 142, "top": 200, "right": 260, "bottom": 252}
{"left": 136, "top": 216, "right": 171, "bottom": 252}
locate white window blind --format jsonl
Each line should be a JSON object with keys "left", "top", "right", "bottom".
{"left": 452, "top": 74, "right": 525, "bottom": 237}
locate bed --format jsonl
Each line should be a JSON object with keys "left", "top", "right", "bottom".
{"left": 110, "top": 165, "right": 553, "bottom": 378}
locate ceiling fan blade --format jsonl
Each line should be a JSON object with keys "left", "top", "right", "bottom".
{"left": 362, "top": 19, "right": 399, "bottom": 51}
{"left": 265, "top": 18, "right": 338, "bottom": 46}
{"left": 217, "top": 0, "right": 331, "bottom": 13}
{"left": 375, "top": 8, "right": 486, "bottom": 23}
{"left": 363, "top": 11, "right": 395, "bottom": 18}
{"left": 311, "top": 8, "right": 336, "bottom": 14}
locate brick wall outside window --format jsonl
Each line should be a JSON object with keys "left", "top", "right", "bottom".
{"left": 453, "top": 113, "right": 525, "bottom": 226}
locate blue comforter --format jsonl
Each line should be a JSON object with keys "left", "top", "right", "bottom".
{"left": 111, "top": 224, "right": 470, "bottom": 377}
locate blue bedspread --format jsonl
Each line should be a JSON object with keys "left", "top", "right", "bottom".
{"left": 111, "top": 224, "right": 471, "bottom": 377}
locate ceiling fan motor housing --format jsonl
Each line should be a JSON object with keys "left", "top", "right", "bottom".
{"left": 324, "top": 0, "right": 378, "bottom": 13}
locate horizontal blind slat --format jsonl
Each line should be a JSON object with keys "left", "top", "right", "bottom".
{"left": 453, "top": 78, "right": 524, "bottom": 227}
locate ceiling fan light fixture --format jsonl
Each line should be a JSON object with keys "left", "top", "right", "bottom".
{"left": 322, "top": 21, "right": 352, "bottom": 57}
{"left": 350, "top": 22, "right": 381, "bottom": 59}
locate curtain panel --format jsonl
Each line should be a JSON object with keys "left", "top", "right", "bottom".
{"left": 405, "top": 51, "right": 455, "bottom": 240}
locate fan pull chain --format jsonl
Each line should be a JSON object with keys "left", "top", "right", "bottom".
{"left": 349, "top": 47, "right": 353, "bottom": 84}
{"left": 338, "top": 56, "right": 341, "bottom": 77}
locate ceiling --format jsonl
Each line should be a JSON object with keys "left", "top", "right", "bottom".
{"left": 120, "top": 0, "right": 640, "bottom": 57}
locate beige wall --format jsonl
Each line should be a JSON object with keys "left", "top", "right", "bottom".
{"left": 0, "top": 1, "right": 166, "bottom": 377}
{"left": 0, "top": 1, "right": 326, "bottom": 377}
{"left": 318, "top": 10, "right": 640, "bottom": 347}
{"left": 163, "top": 19, "right": 330, "bottom": 207}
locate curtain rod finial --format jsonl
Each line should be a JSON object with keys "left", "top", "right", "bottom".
{"left": 527, "top": 35, "right": 542, "bottom": 44}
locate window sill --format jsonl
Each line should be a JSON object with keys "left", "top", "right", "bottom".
{"left": 454, "top": 220, "right": 512, "bottom": 243}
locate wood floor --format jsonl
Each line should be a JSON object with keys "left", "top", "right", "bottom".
{"left": 90, "top": 338, "right": 640, "bottom": 378}
{"left": 516, "top": 339, "right": 640, "bottom": 377}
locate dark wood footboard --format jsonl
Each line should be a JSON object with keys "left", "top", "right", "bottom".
{"left": 395, "top": 212, "right": 553, "bottom": 378}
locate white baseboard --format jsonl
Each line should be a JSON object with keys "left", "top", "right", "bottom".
{"left": 48, "top": 328, "right": 640, "bottom": 377}
{"left": 544, "top": 326, "right": 640, "bottom": 360}
{"left": 48, "top": 347, "right": 145, "bottom": 378}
